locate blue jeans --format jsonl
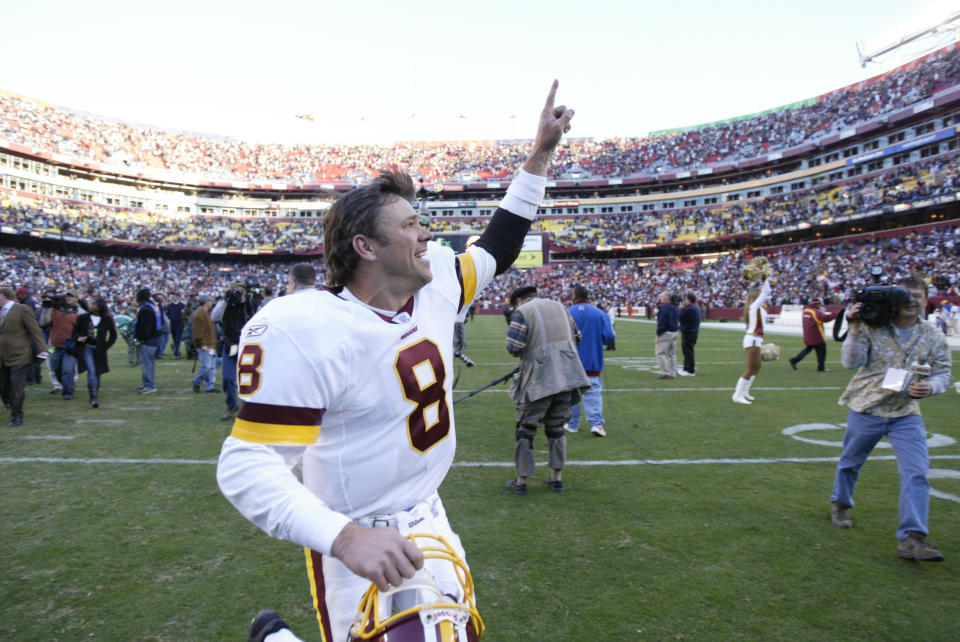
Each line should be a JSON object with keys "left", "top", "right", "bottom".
{"left": 139, "top": 341, "right": 160, "bottom": 390}
{"left": 50, "top": 347, "right": 77, "bottom": 396}
{"left": 81, "top": 345, "right": 99, "bottom": 388}
{"left": 221, "top": 344, "right": 238, "bottom": 410}
{"left": 193, "top": 349, "right": 217, "bottom": 390}
{"left": 158, "top": 331, "right": 170, "bottom": 357}
{"left": 831, "top": 410, "right": 930, "bottom": 540}
{"left": 569, "top": 375, "right": 604, "bottom": 429}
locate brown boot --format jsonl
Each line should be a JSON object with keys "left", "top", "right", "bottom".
{"left": 830, "top": 502, "right": 852, "bottom": 529}
{"left": 897, "top": 532, "right": 944, "bottom": 562}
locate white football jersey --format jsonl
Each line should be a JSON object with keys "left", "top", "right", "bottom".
{"left": 226, "top": 241, "right": 494, "bottom": 519}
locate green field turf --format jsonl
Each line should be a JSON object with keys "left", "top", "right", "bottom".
{"left": 2, "top": 316, "right": 958, "bottom": 641}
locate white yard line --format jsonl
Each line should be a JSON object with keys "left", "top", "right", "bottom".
{"left": 3, "top": 456, "right": 957, "bottom": 505}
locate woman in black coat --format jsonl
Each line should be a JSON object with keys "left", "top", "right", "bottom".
{"left": 72, "top": 296, "right": 118, "bottom": 408}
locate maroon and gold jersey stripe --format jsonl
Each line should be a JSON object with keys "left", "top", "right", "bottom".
{"left": 230, "top": 402, "right": 325, "bottom": 445}
{"left": 304, "top": 548, "right": 333, "bottom": 642}
{"left": 456, "top": 252, "right": 478, "bottom": 313}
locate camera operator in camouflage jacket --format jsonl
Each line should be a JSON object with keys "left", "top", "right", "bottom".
{"left": 830, "top": 273, "right": 951, "bottom": 562}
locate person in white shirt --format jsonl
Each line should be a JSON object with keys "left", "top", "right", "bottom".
{"left": 217, "top": 82, "right": 575, "bottom": 642}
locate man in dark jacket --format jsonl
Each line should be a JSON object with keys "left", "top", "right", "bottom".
{"left": 211, "top": 284, "right": 251, "bottom": 421}
{"left": 789, "top": 298, "right": 839, "bottom": 372}
{"left": 134, "top": 288, "right": 163, "bottom": 394}
{"left": 0, "top": 286, "right": 48, "bottom": 425}
{"left": 678, "top": 291, "right": 702, "bottom": 376}
{"left": 166, "top": 292, "right": 186, "bottom": 360}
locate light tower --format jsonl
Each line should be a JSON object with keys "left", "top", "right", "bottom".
{"left": 857, "top": 4, "right": 960, "bottom": 68}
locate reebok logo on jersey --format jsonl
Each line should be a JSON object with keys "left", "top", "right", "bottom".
{"left": 244, "top": 323, "right": 268, "bottom": 338}
{"left": 400, "top": 325, "right": 419, "bottom": 340}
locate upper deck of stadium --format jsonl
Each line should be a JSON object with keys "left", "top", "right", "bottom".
{"left": 2, "top": 44, "right": 960, "bottom": 195}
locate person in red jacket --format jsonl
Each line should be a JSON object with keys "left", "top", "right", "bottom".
{"left": 788, "top": 298, "right": 839, "bottom": 372}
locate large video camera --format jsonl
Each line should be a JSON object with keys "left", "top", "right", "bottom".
{"left": 244, "top": 279, "right": 263, "bottom": 312}
{"left": 41, "top": 292, "right": 65, "bottom": 308}
{"left": 848, "top": 286, "right": 910, "bottom": 327}
{"left": 224, "top": 288, "right": 244, "bottom": 305}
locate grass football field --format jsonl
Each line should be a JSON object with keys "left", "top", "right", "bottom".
{"left": 2, "top": 315, "right": 959, "bottom": 641}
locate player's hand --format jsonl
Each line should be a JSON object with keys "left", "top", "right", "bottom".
{"left": 331, "top": 522, "right": 424, "bottom": 592}
{"left": 523, "top": 80, "right": 575, "bottom": 176}
{"left": 534, "top": 79, "right": 574, "bottom": 152}
{"left": 908, "top": 380, "right": 932, "bottom": 398}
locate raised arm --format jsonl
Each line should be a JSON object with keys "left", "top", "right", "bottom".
{"left": 471, "top": 81, "right": 576, "bottom": 279}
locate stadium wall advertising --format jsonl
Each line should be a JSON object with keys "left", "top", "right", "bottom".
{"left": 433, "top": 232, "right": 547, "bottom": 268}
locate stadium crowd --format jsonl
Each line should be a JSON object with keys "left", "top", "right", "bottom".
{"left": 2, "top": 151, "right": 958, "bottom": 253}
{"left": 435, "top": 153, "right": 960, "bottom": 247}
{"left": 0, "top": 196, "right": 323, "bottom": 252}
{"left": 471, "top": 224, "right": 960, "bottom": 313}
{"left": 3, "top": 224, "right": 957, "bottom": 324}
{"left": 2, "top": 46, "right": 959, "bottom": 183}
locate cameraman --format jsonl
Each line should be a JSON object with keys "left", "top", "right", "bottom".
{"left": 212, "top": 283, "right": 251, "bottom": 421}
{"left": 38, "top": 289, "right": 63, "bottom": 393}
{"left": 43, "top": 290, "right": 82, "bottom": 400}
{"left": 830, "top": 274, "right": 952, "bottom": 562}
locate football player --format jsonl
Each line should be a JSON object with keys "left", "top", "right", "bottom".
{"left": 217, "top": 81, "right": 574, "bottom": 642}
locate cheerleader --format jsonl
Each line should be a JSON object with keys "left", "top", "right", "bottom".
{"left": 733, "top": 275, "right": 772, "bottom": 404}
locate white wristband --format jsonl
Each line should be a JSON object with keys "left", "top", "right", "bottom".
{"left": 500, "top": 168, "right": 546, "bottom": 221}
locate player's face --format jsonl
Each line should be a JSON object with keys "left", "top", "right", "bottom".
{"left": 373, "top": 196, "right": 434, "bottom": 294}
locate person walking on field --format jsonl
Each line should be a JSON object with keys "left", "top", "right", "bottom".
{"left": 71, "top": 296, "right": 118, "bottom": 408}
{"left": 506, "top": 286, "right": 589, "bottom": 493}
{"left": 0, "top": 286, "right": 48, "bottom": 426}
{"left": 789, "top": 297, "right": 839, "bottom": 372}
{"left": 566, "top": 285, "right": 615, "bottom": 437}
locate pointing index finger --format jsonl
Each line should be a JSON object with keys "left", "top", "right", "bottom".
{"left": 543, "top": 79, "right": 559, "bottom": 113}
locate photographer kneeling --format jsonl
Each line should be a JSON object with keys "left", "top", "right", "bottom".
{"left": 830, "top": 273, "right": 952, "bottom": 561}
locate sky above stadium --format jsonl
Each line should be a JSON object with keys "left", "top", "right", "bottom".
{"left": 0, "top": 0, "right": 957, "bottom": 144}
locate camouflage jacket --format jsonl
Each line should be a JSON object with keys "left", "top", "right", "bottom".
{"left": 838, "top": 319, "right": 952, "bottom": 417}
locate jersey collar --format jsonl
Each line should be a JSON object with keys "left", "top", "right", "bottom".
{"left": 338, "top": 286, "right": 415, "bottom": 324}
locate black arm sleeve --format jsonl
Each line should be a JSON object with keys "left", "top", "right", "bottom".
{"left": 473, "top": 207, "right": 533, "bottom": 275}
